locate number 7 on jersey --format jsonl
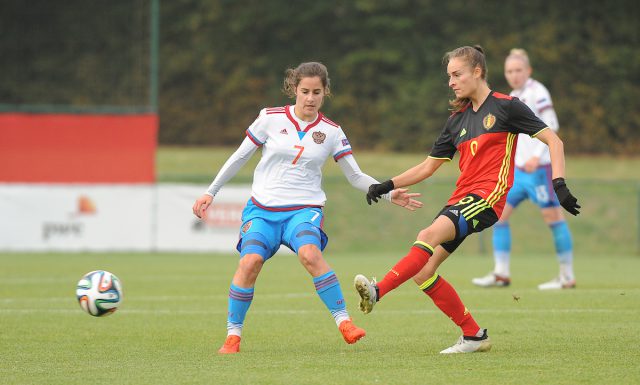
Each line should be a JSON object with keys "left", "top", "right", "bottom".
{"left": 292, "top": 145, "right": 305, "bottom": 164}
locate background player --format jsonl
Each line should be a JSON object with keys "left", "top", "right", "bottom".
{"left": 193, "top": 62, "right": 422, "bottom": 354}
{"left": 472, "top": 48, "right": 576, "bottom": 290}
{"left": 354, "top": 46, "right": 580, "bottom": 354}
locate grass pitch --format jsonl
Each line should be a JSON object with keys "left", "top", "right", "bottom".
{"left": 2, "top": 251, "right": 639, "bottom": 385}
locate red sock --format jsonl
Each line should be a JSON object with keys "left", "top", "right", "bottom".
{"left": 377, "top": 243, "right": 433, "bottom": 299}
{"left": 422, "top": 275, "right": 480, "bottom": 337}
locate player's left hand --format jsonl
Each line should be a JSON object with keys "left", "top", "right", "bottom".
{"left": 366, "top": 179, "right": 395, "bottom": 205}
{"left": 552, "top": 178, "right": 580, "bottom": 216}
{"left": 391, "top": 188, "right": 423, "bottom": 211}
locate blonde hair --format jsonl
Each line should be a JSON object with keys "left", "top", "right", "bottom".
{"left": 282, "top": 62, "right": 331, "bottom": 98}
{"left": 443, "top": 45, "right": 488, "bottom": 112}
{"left": 506, "top": 48, "right": 531, "bottom": 67}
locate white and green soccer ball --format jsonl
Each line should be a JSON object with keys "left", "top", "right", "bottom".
{"left": 76, "top": 270, "right": 123, "bottom": 317}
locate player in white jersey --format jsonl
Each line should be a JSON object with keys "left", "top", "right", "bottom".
{"left": 192, "top": 62, "right": 422, "bottom": 354}
{"left": 472, "top": 49, "right": 576, "bottom": 290}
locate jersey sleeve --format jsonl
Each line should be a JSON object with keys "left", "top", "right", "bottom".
{"left": 332, "top": 127, "right": 353, "bottom": 162}
{"left": 507, "top": 98, "right": 549, "bottom": 137}
{"left": 428, "top": 120, "right": 456, "bottom": 160}
{"left": 245, "top": 108, "right": 269, "bottom": 146}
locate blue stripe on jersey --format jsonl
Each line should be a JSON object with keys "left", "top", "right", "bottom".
{"left": 245, "top": 129, "right": 264, "bottom": 145}
{"left": 333, "top": 148, "right": 353, "bottom": 162}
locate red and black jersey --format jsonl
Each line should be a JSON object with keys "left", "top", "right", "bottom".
{"left": 429, "top": 91, "right": 548, "bottom": 217}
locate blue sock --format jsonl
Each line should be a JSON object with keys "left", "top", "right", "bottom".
{"left": 550, "top": 221, "right": 573, "bottom": 264}
{"left": 227, "top": 283, "right": 254, "bottom": 336}
{"left": 313, "top": 271, "right": 348, "bottom": 326}
{"left": 492, "top": 222, "right": 511, "bottom": 276}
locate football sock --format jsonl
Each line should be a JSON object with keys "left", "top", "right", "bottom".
{"left": 420, "top": 274, "right": 480, "bottom": 337}
{"left": 492, "top": 222, "right": 511, "bottom": 276}
{"left": 226, "top": 283, "right": 254, "bottom": 337}
{"left": 550, "top": 221, "right": 575, "bottom": 280}
{"left": 377, "top": 241, "right": 433, "bottom": 299}
{"left": 313, "top": 271, "right": 349, "bottom": 326}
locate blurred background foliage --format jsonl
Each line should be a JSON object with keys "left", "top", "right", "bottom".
{"left": 1, "top": 0, "right": 638, "bottom": 153}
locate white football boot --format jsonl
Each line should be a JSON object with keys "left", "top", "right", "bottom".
{"left": 440, "top": 328, "right": 492, "bottom": 354}
{"left": 354, "top": 275, "right": 377, "bottom": 314}
{"left": 471, "top": 272, "right": 511, "bottom": 287}
{"left": 538, "top": 276, "right": 576, "bottom": 290}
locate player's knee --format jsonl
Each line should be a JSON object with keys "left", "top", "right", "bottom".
{"left": 297, "top": 244, "right": 323, "bottom": 269}
{"left": 238, "top": 253, "right": 264, "bottom": 276}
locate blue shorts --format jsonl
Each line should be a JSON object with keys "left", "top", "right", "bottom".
{"left": 506, "top": 165, "right": 560, "bottom": 209}
{"left": 235, "top": 199, "right": 328, "bottom": 260}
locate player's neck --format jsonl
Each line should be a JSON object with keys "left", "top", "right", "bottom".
{"left": 469, "top": 85, "right": 491, "bottom": 111}
{"left": 293, "top": 105, "right": 318, "bottom": 122}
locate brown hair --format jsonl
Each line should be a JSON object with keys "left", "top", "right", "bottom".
{"left": 282, "top": 62, "right": 331, "bottom": 98}
{"left": 443, "top": 45, "right": 488, "bottom": 112}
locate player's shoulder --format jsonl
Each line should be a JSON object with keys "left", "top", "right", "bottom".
{"left": 262, "top": 105, "right": 287, "bottom": 116}
{"left": 319, "top": 113, "right": 341, "bottom": 129}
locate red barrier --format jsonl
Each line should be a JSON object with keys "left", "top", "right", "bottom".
{"left": 0, "top": 113, "right": 157, "bottom": 182}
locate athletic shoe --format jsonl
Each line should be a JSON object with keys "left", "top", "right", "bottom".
{"left": 538, "top": 277, "right": 576, "bottom": 290}
{"left": 354, "top": 275, "right": 377, "bottom": 314}
{"left": 338, "top": 318, "right": 366, "bottom": 344}
{"left": 440, "top": 328, "right": 492, "bottom": 354}
{"left": 471, "top": 272, "right": 511, "bottom": 287}
{"left": 218, "top": 335, "right": 241, "bottom": 354}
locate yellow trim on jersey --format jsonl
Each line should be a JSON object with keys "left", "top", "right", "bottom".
{"left": 427, "top": 156, "right": 452, "bottom": 161}
{"left": 531, "top": 127, "right": 550, "bottom": 137}
{"left": 413, "top": 241, "right": 434, "bottom": 253}
{"left": 486, "top": 133, "right": 516, "bottom": 207}
{"left": 418, "top": 273, "right": 439, "bottom": 291}
{"left": 460, "top": 199, "right": 490, "bottom": 219}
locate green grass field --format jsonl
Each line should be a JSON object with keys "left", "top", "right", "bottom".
{"left": 2, "top": 148, "right": 640, "bottom": 384}
{"left": 2, "top": 252, "right": 639, "bottom": 385}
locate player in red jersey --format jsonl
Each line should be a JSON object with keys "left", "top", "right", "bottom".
{"left": 354, "top": 45, "right": 580, "bottom": 354}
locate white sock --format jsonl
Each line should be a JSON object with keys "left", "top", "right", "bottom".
{"left": 494, "top": 252, "right": 510, "bottom": 277}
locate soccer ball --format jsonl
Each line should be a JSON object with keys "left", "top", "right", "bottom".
{"left": 76, "top": 270, "right": 123, "bottom": 317}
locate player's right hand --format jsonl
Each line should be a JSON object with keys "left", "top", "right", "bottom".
{"left": 192, "top": 194, "right": 213, "bottom": 219}
{"left": 366, "top": 179, "right": 395, "bottom": 205}
{"left": 552, "top": 178, "right": 580, "bottom": 216}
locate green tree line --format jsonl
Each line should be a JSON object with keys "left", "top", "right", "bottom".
{"left": 2, "top": 0, "right": 638, "bottom": 154}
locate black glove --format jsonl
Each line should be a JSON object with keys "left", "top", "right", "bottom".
{"left": 552, "top": 178, "right": 580, "bottom": 215}
{"left": 366, "top": 179, "right": 395, "bottom": 205}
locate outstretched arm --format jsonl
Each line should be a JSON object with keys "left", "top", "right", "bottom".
{"left": 366, "top": 157, "right": 448, "bottom": 205}
{"left": 391, "top": 157, "right": 448, "bottom": 188}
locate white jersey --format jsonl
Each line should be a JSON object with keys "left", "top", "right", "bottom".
{"left": 510, "top": 78, "right": 559, "bottom": 167}
{"left": 244, "top": 105, "right": 353, "bottom": 207}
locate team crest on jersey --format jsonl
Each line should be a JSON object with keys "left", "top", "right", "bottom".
{"left": 312, "top": 131, "right": 326, "bottom": 144}
{"left": 242, "top": 221, "right": 252, "bottom": 233}
{"left": 483, "top": 113, "right": 496, "bottom": 130}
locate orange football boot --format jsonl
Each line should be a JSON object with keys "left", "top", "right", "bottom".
{"left": 218, "top": 335, "right": 241, "bottom": 354}
{"left": 339, "top": 319, "right": 366, "bottom": 344}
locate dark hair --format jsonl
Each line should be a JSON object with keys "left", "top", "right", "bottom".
{"left": 443, "top": 45, "right": 488, "bottom": 112}
{"left": 282, "top": 62, "right": 331, "bottom": 98}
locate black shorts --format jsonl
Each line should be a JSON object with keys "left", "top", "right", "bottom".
{"left": 435, "top": 193, "right": 499, "bottom": 253}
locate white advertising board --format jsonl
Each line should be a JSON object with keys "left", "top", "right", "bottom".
{"left": 0, "top": 184, "right": 154, "bottom": 251}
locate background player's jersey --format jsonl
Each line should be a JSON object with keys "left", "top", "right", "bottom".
{"left": 429, "top": 91, "right": 548, "bottom": 216}
{"left": 510, "top": 78, "right": 558, "bottom": 167}
{"left": 245, "top": 105, "right": 352, "bottom": 208}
